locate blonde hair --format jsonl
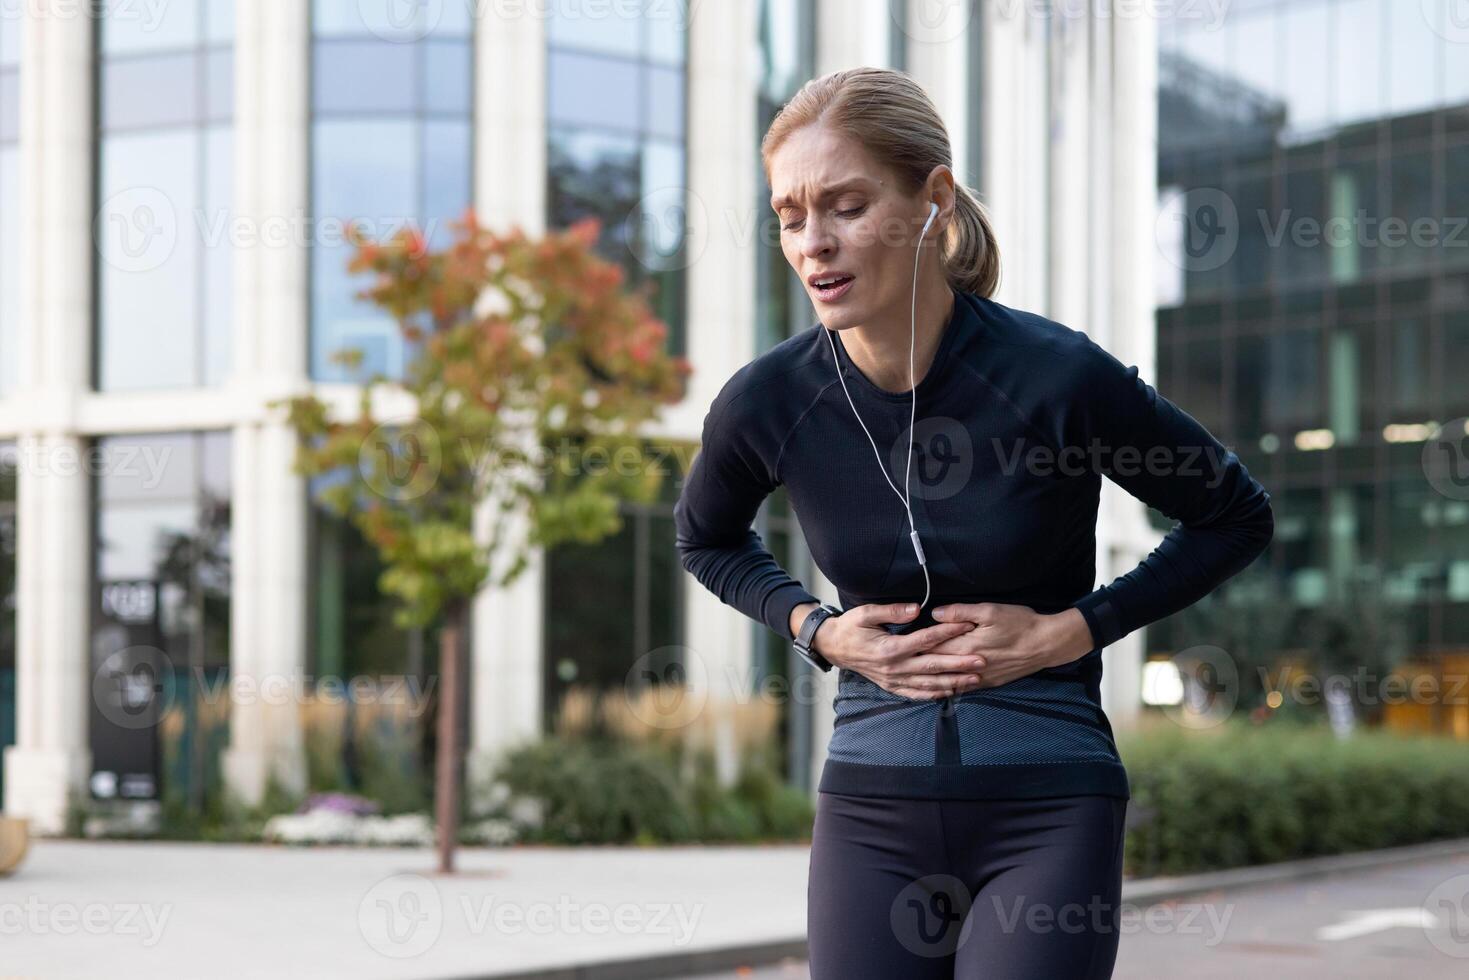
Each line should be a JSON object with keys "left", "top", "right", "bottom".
{"left": 760, "top": 66, "right": 1001, "bottom": 298}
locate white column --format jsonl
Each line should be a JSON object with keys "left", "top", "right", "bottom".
{"left": 815, "top": 0, "right": 891, "bottom": 73}
{"left": 1097, "top": 7, "right": 1159, "bottom": 730}
{"left": 220, "top": 0, "right": 310, "bottom": 806}
{"left": 903, "top": 0, "right": 972, "bottom": 181}
{"left": 677, "top": 0, "right": 760, "bottom": 786}
{"left": 465, "top": 5, "right": 548, "bottom": 793}
{"left": 978, "top": 2, "right": 1049, "bottom": 312}
{"left": 2, "top": 3, "right": 93, "bottom": 832}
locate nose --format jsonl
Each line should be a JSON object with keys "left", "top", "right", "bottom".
{"left": 797, "top": 214, "right": 836, "bottom": 261}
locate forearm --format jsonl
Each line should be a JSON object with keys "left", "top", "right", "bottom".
{"left": 789, "top": 601, "right": 820, "bottom": 642}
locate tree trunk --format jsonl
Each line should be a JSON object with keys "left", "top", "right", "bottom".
{"left": 435, "top": 601, "right": 465, "bottom": 873}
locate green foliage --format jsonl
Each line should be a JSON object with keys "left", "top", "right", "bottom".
{"left": 1119, "top": 720, "right": 1469, "bottom": 877}
{"left": 277, "top": 211, "right": 692, "bottom": 630}
{"left": 485, "top": 733, "right": 815, "bottom": 845}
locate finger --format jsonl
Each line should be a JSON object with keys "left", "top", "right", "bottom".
{"left": 906, "top": 652, "right": 989, "bottom": 675}
{"left": 860, "top": 602, "right": 921, "bottom": 626}
{"left": 931, "top": 603, "right": 980, "bottom": 623}
{"left": 886, "top": 622, "right": 974, "bottom": 657}
{"left": 896, "top": 672, "right": 983, "bottom": 696}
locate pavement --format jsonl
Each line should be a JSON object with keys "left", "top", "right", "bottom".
{"left": 1, "top": 836, "right": 1468, "bottom": 979}
{"left": 694, "top": 844, "right": 1469, "bottom": 979}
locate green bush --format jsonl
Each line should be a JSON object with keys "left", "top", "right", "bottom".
{"left": 486, "top": 734, "right": 814, "bottom": 845}
{"left": 1119, "top": 720, "right": 1469, "bottom": 877}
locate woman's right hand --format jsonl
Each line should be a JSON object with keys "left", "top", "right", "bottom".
{"left": 810, "top": 602, "right": 987, "bottom": 700}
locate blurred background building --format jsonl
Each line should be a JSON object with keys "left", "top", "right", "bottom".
{"left": 1151, "top": 0, "right": 1469, "bottom": 737}
{"left": 7, "top": 0, "right": 1461, "bottom": 835}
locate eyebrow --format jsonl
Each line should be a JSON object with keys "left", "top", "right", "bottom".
{"left": 770, "top": 178, "right": 874, "bottom": 210}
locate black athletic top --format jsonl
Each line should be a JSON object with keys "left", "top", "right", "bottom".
{"left": 673, "top": 289, "right": 1274, "bottom": 801}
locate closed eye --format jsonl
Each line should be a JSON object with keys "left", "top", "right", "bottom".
{"left": 782, "top": 205, "right": 868, "bottom": 232}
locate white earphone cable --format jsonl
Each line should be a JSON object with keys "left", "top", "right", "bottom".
{"left": 824, "top": 203, "right": 936, "bottom": 612}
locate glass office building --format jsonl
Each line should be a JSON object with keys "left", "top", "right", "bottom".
{"left": 1155, "top": 1, "right": 1469, "bottom": 693}
{"left": 2, "top": 0, "right": 1159, "bottom": 829}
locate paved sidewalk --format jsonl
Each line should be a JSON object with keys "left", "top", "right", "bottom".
{"left": 0, "top": 839, "right": 809, "bottom": 980}
{"left": 5, "top": 836, "right": 1469, "bottom": 979}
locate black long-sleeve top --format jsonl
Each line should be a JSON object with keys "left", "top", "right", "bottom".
{"left": 674, "top": 289, "right": 1274, "bottom": 800}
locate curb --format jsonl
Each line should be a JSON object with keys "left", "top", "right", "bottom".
{"left": 460, "top": 836, "right": 1469, "bottom": 979}
{"left": 1120, "top": 834, "right": 1469, "bottom": 905}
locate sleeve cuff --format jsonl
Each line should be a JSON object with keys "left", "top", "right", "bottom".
{"left": 1071, "top": 589, "right": 1126, "bottom": 651}
{"left": 768, "top": 583, "right": 821, "bottom": 643}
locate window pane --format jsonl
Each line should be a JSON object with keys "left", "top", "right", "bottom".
{"left": 97, "top": 132, "right": 202, "bottom": 390}
{"left": 646, "top": 64, "right": 683, "bottom": 140}
{"left": 102, "top": 53, "right": 201, "bottom": 130}
{"left": 314, "top": 40, "right": 417, "bottom": 114}
{"left": 547, "top": 0, "right": 641, "bottom": 57}
{"left": 102, "top": 0, "right": 201, "bottom": 54}
{"left": 549, "top": 50, "right": 641, "bottom": 131}
{"left": 424, "top": 39, "right": 472, "bottom": 115}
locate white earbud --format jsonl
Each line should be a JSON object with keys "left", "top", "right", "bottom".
{"left": 825, "top": 201, "right": 939, "bottom": 614}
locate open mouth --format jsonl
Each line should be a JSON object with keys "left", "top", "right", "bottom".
{"left": 812, "top": 275, "right": 855, "bottom": 301}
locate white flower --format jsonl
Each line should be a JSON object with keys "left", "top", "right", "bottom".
{"left": 507, "top": 796, "right": 544, "bottom": 830}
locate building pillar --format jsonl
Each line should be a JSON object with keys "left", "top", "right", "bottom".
{"left": 2, "top": 2, "right": 93, "bottom": 832}
{"left": 1099, "top": 5, "right": 1159, "bottom": 730}
{"left": 220, "top": 0, "right": 310, "bottom": 807}
{"left": 464, "top": 5, "right": 548, "bottom": 793}
{"left": 677, "top": 0, "right": 761, "bottom": 787}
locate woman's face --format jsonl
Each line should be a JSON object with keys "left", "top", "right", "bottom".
{"left": 769, "top": 123, "right": 937, "bottom": 331}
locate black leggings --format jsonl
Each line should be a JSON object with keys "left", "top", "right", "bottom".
{"left": 807, "top": 791, "right": 1128, "bottom": 979}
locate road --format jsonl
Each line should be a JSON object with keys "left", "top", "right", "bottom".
{"left": 683, "top": 850, "right": 1469, "bottom": 979}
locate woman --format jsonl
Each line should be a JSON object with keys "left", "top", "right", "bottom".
{"left": 673, "top": 67, "right": 1273, "bottom": 979}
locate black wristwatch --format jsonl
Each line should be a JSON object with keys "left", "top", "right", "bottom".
{"left": 794, "top": 603, "right": 841, "bottom": 672}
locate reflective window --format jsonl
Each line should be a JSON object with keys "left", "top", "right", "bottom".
{"left": 96, "top": 0, "right": 234, "bottom": 391}
{"left": 310, "top": 1, "right": 473, "bottom": 382}
{"left": 308, "top": 503, "right": 427, "bottom": 680}
{"left": 755, "top": 0, "right": 815, "bottom": 353}
{"left": 542, "top": 466, "right": 683, "bottom": 730}
{"left": 547, "top": 0, "right": 688, "bottom": 357}
{"left": 0, "top": 23, "right": 18, "bottom": 396}
{"left": 92, "top": 432, "right": 232, "bottom": 671}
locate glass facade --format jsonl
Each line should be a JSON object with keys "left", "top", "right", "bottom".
{"left": 1155, "top": 1, "right": 1469, "bottom": 666}
{"left": 0, "top": 22, "right": 18, "bottom": 396}
{"left": 95, "top": 0, "right": 234, "bottom": 391}
{"left": 308, "top": 502, "right": 427, "bottom": 681}
{"left": 92, "top": 432, "right": 232, "bottom": 674}
{"left": 309, "top": 0, "right": 474, "bottom": 381}
{"left": 546, "top": 0, "right": 689, "bottom": 357}
{"left": 755, "top": 0, "right": 816, "bottom": 353}
{"left": 541, "top": 454, "right": 685, "bottom": 730}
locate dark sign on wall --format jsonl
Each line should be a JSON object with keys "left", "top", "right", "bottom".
{"left": 90, "top": 579, "right": 169, "bottom": 801}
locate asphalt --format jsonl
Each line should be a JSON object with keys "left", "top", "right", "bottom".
{"left": 2, "top": 835, "right": 1468, "bottom": 979}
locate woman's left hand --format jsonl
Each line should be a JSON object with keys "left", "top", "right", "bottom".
{"left": 924, "top": 603, "right": 1097, "bottom": 688}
